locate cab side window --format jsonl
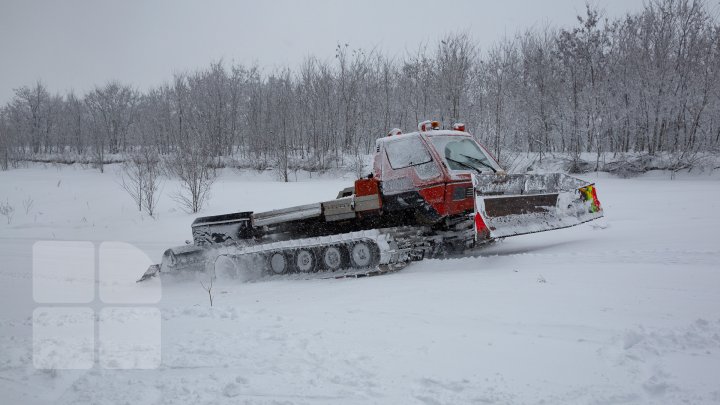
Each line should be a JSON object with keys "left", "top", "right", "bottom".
{"left": 385, "top": 137, "right": 432, "bottom": 169}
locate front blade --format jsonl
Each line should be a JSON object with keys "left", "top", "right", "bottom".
{"left": 474, "top": 173, "right": 603, "bottom": 238}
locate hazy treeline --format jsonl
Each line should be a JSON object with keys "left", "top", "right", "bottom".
{"left": 1, "top": 0, "right": 718, "bottom": 173}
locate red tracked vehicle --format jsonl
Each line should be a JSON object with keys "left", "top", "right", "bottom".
{"left": 140, "top": 120, "right": 603, "bottom": 281}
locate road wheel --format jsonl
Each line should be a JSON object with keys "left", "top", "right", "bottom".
{"left": 322, "top": 245, "right": 343, "bottom": 271}
{"left": 295, "top": 249, "right": 316, "bottom": 273}
{"left": 350, "top": 241, "right": 377, "bottom": 268}
{"left": 213, "top": 255, "right": 238, "bottom": 279}
{"left": 269, "top": 252, "right": 288, "bottom": 275}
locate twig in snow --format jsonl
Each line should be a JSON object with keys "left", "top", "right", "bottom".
{"left": 200, "top": 276, "right": 214, "bottom": 307}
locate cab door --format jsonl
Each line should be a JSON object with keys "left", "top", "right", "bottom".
{"left": 376, "top": 135, "right": 447, "bottom": 219}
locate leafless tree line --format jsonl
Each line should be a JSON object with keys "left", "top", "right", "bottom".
{"left": 1, "top": 0, "right": 718, "bottom": 176}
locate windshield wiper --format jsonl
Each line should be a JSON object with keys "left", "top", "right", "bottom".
{"left": 445, "top": 156, "right": 483, "bottom": 174}
{"left": 459, "top": 154, "right": 497, "bottom": 173}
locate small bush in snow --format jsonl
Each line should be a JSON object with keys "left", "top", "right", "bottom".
{"left": 0, "top": 200, "right": 15, "bottom": 224}
{"left": 22, "top": 196, "right": 34, "bottom": 215}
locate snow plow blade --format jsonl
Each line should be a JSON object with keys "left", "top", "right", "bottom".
{"left": 137, "top": 244, "right": 208, "bottom": 282}
{"left": 474, "top": 173, "right": 603, "bottom": 239}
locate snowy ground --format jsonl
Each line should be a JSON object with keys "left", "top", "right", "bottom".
{"left": 1, "top": 164, "right": 719, "bottom": 404}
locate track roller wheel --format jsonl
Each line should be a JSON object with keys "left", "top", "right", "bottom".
{"left": 269, "top": 252, "right": 288, "bottom": 275}
{"left": 350, "top": 241, "right": 378, "bottom": 268}
{"left": 214, "top": 255, "right": 239, "bottom": 279}
{"left": 322, "top": 245, "right": 344, "bottom": 271}
{"left": 295, "top": 249, "right": 316, "bottom": 273}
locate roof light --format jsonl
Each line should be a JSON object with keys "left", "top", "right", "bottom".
{"left": 387, "top": 128, "right": 402, "bottom": 137}
{"left": 418, "top": 120, "right": 442, "bottom": 131}
{"left": 452, "top": 123, "right": 466, "bottom": 131}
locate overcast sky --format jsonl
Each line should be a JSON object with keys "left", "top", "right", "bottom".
{"left": 0, "top": 0, "right": 645, "bottom": 105}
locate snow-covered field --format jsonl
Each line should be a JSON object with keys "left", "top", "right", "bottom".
{"left": 1, "top": 164, "right": 719, "bottom": 404}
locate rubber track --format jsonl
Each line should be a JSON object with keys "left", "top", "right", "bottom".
{"left": 212, "top": 226, "right": 429, "bottom": 280}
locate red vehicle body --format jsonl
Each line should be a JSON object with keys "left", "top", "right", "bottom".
{"left": 349, "top": 124, "right": 502, "bottom": 241}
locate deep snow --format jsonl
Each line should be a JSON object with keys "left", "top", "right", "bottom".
{"left": 1, "top": 164, "right": 719, "bottom": 404}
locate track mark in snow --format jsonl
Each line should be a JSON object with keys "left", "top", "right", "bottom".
{"left": 222, "top": 376, "right": 248, "bottom": 398}
{"left": 642, "top": 374, "right": 673, "bottom": 397}
{"left": 418, "top": 377, "right": 466, "bottom": 393}
{"left": 587, "top": 393, "right": 642, "bottom": 404}
{"left": 412, "top": 375, "right": 517, "bottom": 405}
{"left": 600, "top": 318, "right": 720, "bottom": 402}
{"left": 617, "top": 318, "right": 720, "bottom": 357}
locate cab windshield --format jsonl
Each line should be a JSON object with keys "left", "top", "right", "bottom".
{"left": 429, "top": 136, "right": 500, "bottom": 174}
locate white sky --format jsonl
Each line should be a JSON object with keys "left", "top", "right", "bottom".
{"left": 0, "top": 0, "right": 645, "bottom": 105}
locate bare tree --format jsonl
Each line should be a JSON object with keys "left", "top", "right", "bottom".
{"left": 0, "top": 111, "right": 10, "bottom": 170}
{"left": 142, "top": 156, "right": 163, "bottom": 217}
{"left": 169, "top": 139, "right": 216, "bottom": 213}
{"left": 436, "top": 32, "right": 477, "bottom": 125}
{"left": 12, "top": 82, "right": 49, "bottom": 154}
{"left": 85, "top": 82, "right": 137, "bottom": 172}
{"left": 1, "top": 1, "right": 719, "bottom": 174}
{"left": 120, "top": 146, "right": 163, "bottom": 217}
{"left": 120, "top": 146, "right": 163, "bottom": 218}
{"left": 120, "top": 153, "right": 145, "bottom": 212}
